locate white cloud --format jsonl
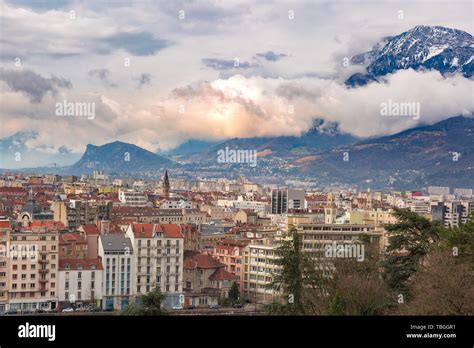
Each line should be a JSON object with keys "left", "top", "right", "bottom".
{"left": 0, "top": 0, "right": 473, "bottom": 168}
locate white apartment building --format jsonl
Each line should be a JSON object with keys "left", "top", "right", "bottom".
{"left": 118, "top": 189, "right": 149, "bottom": 207}
{"left": 242, "top": 239, "right": 282, "bottom": 304}
{"left": 217, "top": 197, "right": 269, "bottom": 216}
{"left": 98, "top": 234, "right": 134, "bottom": 311}
{"left": 160, "top": 199, "right": 192, "bottom": 210}
{"left": 58, "top": 259, "right": 103, "bottom": 309}
{"left": 125, "top": 223, "right": 184, "bottom": 308}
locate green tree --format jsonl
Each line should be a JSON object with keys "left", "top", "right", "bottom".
{"left": 439, "top": 212, "right": 474, "bottom": 264}
{"left": 271, "top": 226, "right": 307, "bottom": 314}
{"left": 121, "top": 287, "right": 168, "bottom": 316}
{"left": 382, "top": 208, "right": 443, "bottom": 298}
{"left": 228, "top": 282, "right": 240, "bottom": 304}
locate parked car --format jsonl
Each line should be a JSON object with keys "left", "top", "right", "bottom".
{"left": 5, "top": 309, "right": 18, "bottom": 315}
{"left": 209, "top": 304, "right": 221, "bottom": 309}
{"left": 172, "top": 305, "right": 183, "bottom": 310}
{"left": 232, "top": 303, "right": 243, "bottom": 308}
{"left": 62, "top": 307, "right": 74, "bottom": 313}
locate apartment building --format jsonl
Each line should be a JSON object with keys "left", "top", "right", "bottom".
{"left": 125, "top": 223, "right": 184, "bottom": 308}
{"left": 212, "top": 238, "right": 249, "bottom": 288}
{"left": 160, "top": 198, "right": 192, "bottom": 209}
{"left": 348, "top": 209, "right": 398, "bottom": 227}
{"left": 442, "top": 200, "right": 473, "bottom": 227}
{"left": 118, "top": 189, "right": 149, "bottom": 207}
{"left": 112, "top": 207, "right": 209, "bottom": 227}
{"left": 0, "top": 220, "right": 11, "bottom": 312}
{"left": 58, "top": 258, "right": 103, "bottom": 309}
{"left": 271, "top": 188, "right": 306, "bottom": 214}
{"left": 242, "top": 239, "right": 282, "bottom": 304}
{"left": 8, "top": 225, "right": 59, "bottom": 312}
{"left": 296, "top": 223, "right": 385, "bottom": 258}
{"left": 59, "top": 232, "right": 88, "bottom": 259}
{"left": 51, "top": 199, "right": 113, "bottom": 230}
{"left": 98, "top": 234, "right": 133, "bottom": 311}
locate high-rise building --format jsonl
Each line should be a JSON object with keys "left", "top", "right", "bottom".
{"left": 271, "top": 188, "right": 305, "bottom": 214}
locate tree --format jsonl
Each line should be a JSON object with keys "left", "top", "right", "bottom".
{"left": 439, "top": 212, "right": 474, "bottom": 264}
{"left": 228, "top": 282, "right": 240, "bottom": 304}
{"left": 324, "top": 237, "right": 391, "bottom": 316}
{"left": 270, "top": 226, "right": 308, "bottom": 314}
{"left": 382, "top": 208, "right": 443, "bottom": 298}
{"left": 401, "top": 248, "right": 474, "bottom": 315}
{"left": 121, "top": 287, "right": 168, "bottom": 316}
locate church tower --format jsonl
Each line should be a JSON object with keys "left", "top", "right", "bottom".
{"left": 163, "top": 170, "right": 170, "bottom": 199}
{"left": 325, "top": 192, "right": 337, "bottom": 224}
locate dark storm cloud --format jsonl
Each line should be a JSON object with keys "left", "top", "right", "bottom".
{"left": 0, "top": 68, "right": 72, "bottom": 103}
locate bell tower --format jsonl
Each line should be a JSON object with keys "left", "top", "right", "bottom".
{"left": 163, "top": 170, "right": 170, "bottom": 199}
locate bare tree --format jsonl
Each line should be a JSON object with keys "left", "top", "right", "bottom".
{"left": 400, "top": 249, "right": 474, "bottom": 315}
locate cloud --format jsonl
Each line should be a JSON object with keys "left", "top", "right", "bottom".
{"left": 1, "top": 0, "right": 473, "bottom": 168}
{"left": 99, "top": 31, "right": 170, "bottom": 56}
{"left": 135, "top": 73, "right": 152, "bottom": 88}
{"left": 88, "top": 69, "right": 117, "bottom": 88}
{"left": 5, "top": 0, "right": 72, "bottom": 11}
{"left": 256, "top": 51, "right": 287, "bottom": 61}
{"left": 202, "top": 58, "right": 254, "bottom": 70}
{"left": 0, "top": 68, "right": 72, "bottom": 103}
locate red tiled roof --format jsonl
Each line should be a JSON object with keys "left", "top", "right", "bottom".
{"left": 30, "top": 220, "right": 65, "bottom": 229}
{"left": 131, "top": 223, "right": 156, "bottom": 238}
{"left": 0, "top": 187, "right": 27, "bottom": 194}
{"left": 209, "top": 268, "right": 239, "bottom": 281}
{"left": 59, "top": 258, "right": 103, "bottom": 271}
{"left": 82, "top": 224, "right": 99, "bottom": 235}
{"left": 161, "top": 224, "right": 184, "bottom": 238}
{"left": 59, "top": 232, "right": 87, "bottom": 244}
{"left": 130, "top": 223, "right": 184, "bottom": 239}
{"left": 184, "top": 252, "right": 224, "bottom": 269}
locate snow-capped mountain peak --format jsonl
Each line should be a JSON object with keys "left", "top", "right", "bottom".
{"left": 346, "top": 25, "right": 473, "bottom": 86}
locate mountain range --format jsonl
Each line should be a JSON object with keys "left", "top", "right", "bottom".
{"left": 1, "top": 25, "right": 473, "bottom": 189}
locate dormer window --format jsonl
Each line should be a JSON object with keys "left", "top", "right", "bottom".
{"left": 65, "top": 264, "right": 70, "bottom": 270}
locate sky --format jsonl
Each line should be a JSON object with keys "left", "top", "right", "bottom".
{"left": 0, "top": 0, "right": 473, "bottom": 168}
